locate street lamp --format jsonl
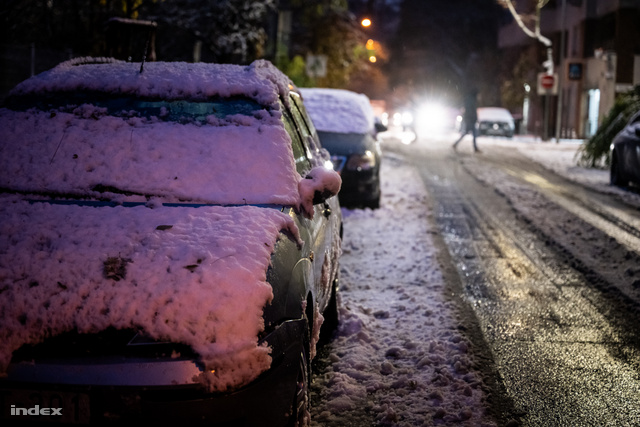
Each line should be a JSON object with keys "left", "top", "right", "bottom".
{"left": 361, "top": 18, "right": 372, "bottom": 27}
{"left": 523, "top": 83, "right": 531, "bottom": 134}
{"left": 366, "top": 39, "right": 377, "bottom": 63}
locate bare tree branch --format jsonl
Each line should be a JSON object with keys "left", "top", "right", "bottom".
{"left": 500, "top": 0, "right": 551, "bottom": 47}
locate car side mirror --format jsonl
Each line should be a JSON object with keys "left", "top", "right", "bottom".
{"left": 375, "top": 122, "right": 388, "bottom": 133}
{"left": 298, "top": 166, "right": 342, "bottom": 219}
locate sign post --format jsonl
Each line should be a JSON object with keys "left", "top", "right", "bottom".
{"left": 537, "top": 72, "right": 558, "bottom": 141}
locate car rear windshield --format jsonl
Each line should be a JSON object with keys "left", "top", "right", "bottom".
{"left": 5, "top": 92, "right": 264, "bottom": 124}
{"left": 317, "top": 131, "right": 374, "bottom": 155}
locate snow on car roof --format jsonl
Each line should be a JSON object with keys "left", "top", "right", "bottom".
{"left": 0, "top": 59, "right": 301, "bottom": 206}
{"left": 300, "top": 87, "right": 374, "bottom": 134}
{"left": 10, "top": 58, "right": 292, "bottom": 107}
{"left": 477, "top": 107, "right": 514, "bottom": 122}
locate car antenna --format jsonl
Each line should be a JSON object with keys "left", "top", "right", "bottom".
{"left": 139, "top": 31, "right": 151, "bottom": 74}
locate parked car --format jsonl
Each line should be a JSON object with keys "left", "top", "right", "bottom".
{"left": 300, "top": 88, "right": 382, "bottom": 209}
{"left": 0, "top": 57, "right": 342, "bottom": 426}
{"left": 476, "top": 107, "right": 515, "bottom": 138}
{"left": 610, "top": 110, "right": 640, "bottom": 187}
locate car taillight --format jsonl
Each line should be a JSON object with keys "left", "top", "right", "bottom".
{"left": 346, "top": 151, "right": 376, "bottom": 171}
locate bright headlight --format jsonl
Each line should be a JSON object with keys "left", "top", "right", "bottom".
{"left": 416, "top": 102, "right": 448, "bottom": 132}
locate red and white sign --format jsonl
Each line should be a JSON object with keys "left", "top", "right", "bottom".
{"left": 541, "top": 74, "right": 554, "bottom": 88}
{"left": 537, "top": 72, "right": 558, "bottom": 95}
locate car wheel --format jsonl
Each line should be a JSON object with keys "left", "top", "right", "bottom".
{"left": 610, "top": 153, "right": 628, "bottom": 187}
{"left": 364, "top": 195, "right": 380, "bottom": 210}
{"left": 320, "top": 279, "right": 340, "bottom": 343}
{"left": 289, "top": 318, "right": 311, "bottom": 427}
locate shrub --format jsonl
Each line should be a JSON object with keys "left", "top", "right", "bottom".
{"left": 577, "top": 85, "right": 640, "bottom": 168}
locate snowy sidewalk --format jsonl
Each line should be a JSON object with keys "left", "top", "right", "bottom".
{"left": 310, "top": 153, "right": 497, "bottom": 427}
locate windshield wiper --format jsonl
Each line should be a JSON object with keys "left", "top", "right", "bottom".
{"left": 91, "top": 184, "right": 144, "bottom": 197}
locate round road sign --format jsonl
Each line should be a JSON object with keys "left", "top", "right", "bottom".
{"left": 541, "top": 74, "right": 555, "bottom": 89}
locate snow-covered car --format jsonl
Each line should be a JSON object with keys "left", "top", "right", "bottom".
{"left": 0, "top": 58, "right": 342, "bottom": 426}
{"left": 477, "top": 107, "right": 515, "bottom": 138}
{"left": 300, "top": 88, "right": 382, "bottom": 209}
{"left": 610, "top": 110, "right": 640, "bottom": 187}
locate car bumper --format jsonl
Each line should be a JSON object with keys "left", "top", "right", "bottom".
{"left": 339, "top": 168, "right": 381, "bottom": 206}
{"left": 478, "top": 122, "right": 513, "bottom": 136}
{"left": 1, "top": 319, "right": 306, "bottom": 427}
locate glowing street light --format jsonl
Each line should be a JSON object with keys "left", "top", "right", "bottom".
{"left": 365, "top": 39, "right": 380, "bottom": 64}
{"left": 361, "top": 18, "right": 372, "bottom": 27}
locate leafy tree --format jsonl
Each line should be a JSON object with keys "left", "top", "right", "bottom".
{"left": 141, "top": 0, "right": 275, "bottom": 63}
{"left": 0, "top": 0, "right": 149, "bottom": 53}
{"left": 280, "top": 0, "right": 371, "bottom": 88}
{"left": 500, "top": 50, "right": 537, "bottom": 111}
{"left": 1, "top": 0, "right": 276, "bottom": 63}
{"left": 1, "top": 0, "right": 378, "bottom": 92}
{"left": 576, "top": 86, "right": 640, "bottom": 168}
{"left": 278, "top": 54, "right": 314, "bottom": 88}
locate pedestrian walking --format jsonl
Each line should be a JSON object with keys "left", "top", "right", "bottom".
{"left": 452, "top": 87, "right": 480, "bottom": 152}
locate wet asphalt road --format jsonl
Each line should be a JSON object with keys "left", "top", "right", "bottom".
{"left": 389, "top": 136, "right": 640, "bottom": 426}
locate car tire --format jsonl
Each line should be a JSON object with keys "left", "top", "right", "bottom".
{"left": 610, "top": 153, "right": 628, "bottom": 187}
{"left": 366, "top": 196, "right": 380, "bottom": 210}
{"left": 320, "top": 278, "right": 340, "bottom": 343}
{"left": 289, "top": 317, "right": 311, "bottom": 427}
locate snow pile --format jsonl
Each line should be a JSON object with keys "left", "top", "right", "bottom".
{"left": 0, "top": 108, "right": 300, "bottom": 205}
{"left": 0, "top": 200, "right": 300, "bottom": 391}
{"left": 300, "top": 88, "right": 375, "bottom": 134}
{"left": 310, "top": 153, "right": 495, "bottom": 426}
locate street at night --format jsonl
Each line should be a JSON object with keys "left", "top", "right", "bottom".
{"left": 311, "top": 131, "right": 640, "bottom": 426}
{"left": 2, "top": 1, "right": 640, "bottom": 426}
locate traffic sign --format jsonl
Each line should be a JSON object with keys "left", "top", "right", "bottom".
{"left": 541, "top": 74, "right": 554, "bottom": 89}
{"left": 306, "top": 54, "right": 328, "bottom": 78}
{"left": 537, "top": 72, "right": 558, "bottom": 95}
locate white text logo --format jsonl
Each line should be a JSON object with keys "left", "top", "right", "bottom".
{"left": 11, "top": 405, "right": 63, "bottom": 416}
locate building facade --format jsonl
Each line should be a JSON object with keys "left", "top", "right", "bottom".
{"left": 499, "top": 0, "right": 640, "bottom": 139}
